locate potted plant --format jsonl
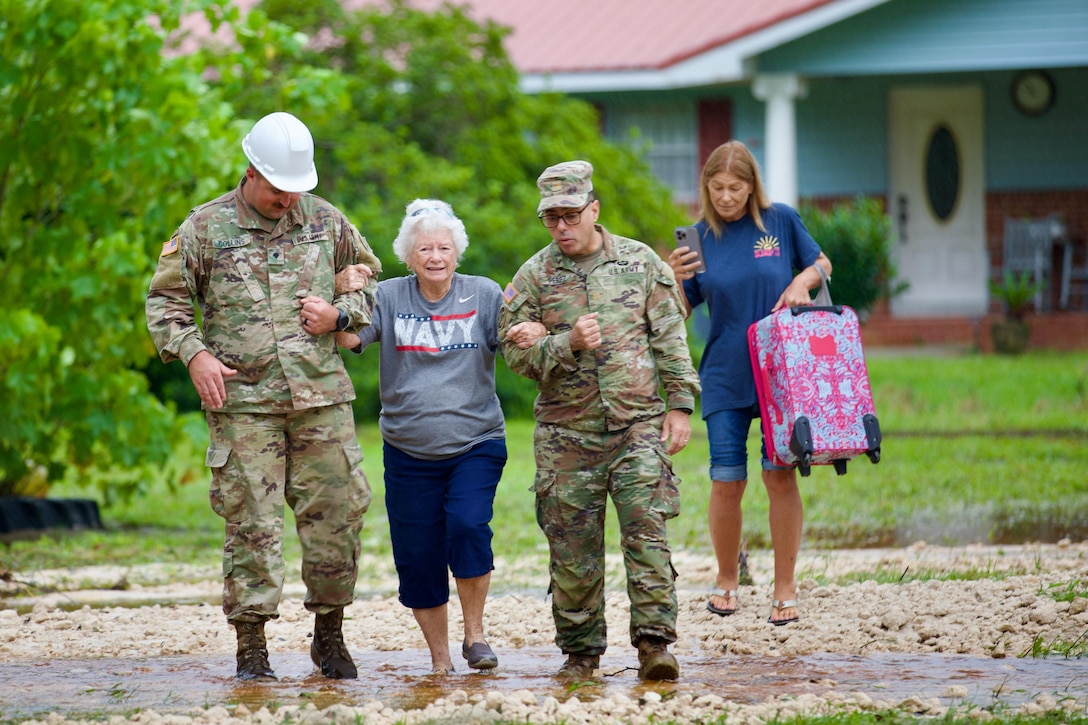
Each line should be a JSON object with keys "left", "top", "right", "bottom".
{"left": 988, "top": 270, "right": 1043, "bottom": 354}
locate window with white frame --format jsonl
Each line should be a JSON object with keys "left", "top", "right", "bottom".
{"left": 605, "top": 103, "right": 698, "bottom": 204}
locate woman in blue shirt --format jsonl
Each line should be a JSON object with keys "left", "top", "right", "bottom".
{"left": 669, "top": 141, "right": 832, "bottom": 626}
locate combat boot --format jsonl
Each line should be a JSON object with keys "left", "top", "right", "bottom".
{"left": 636, "top": 636, "right": 679, "bottom": 681}
{"left": 311, "top": 608, "right": 358, "bottom": 679}
{"left": 234, "top": 620, "right": 276, "bottom": 681}
{"left": 555, "top": 652, "right": 599, "bottom": 680}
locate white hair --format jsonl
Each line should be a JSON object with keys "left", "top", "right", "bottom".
{"left": 392, "top": 199, "right": 469, "bottom": 266}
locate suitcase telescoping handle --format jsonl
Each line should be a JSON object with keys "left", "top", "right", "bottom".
{"left": 791, "top": 262, "right": 842, "bottom": 315}
{"left": 791, "top": 305, "right": 843, "bottom": 316}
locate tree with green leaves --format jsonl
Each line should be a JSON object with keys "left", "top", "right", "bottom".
{"left": 0, "top": 0, "right": 245, "bottom": 496}
{"left": 0, "top": 0, "right": 687, "bottom": 498}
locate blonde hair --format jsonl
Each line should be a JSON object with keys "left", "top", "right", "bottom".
{"left": 392, "top": 199, "right": 469, "bottom": 266}
{"left": 698, "top": 141, "right": 771, "bottom": 235}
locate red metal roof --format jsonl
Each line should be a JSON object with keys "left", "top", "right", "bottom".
{"left": 223, "top": 0, "right": 841, "bottom": 74}
{"left": 417, "top": 0, "right": 839, "bottom": 73}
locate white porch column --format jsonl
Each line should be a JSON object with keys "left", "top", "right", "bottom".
{"left": 751, "top": 73, "right": 807, "bottom": 207}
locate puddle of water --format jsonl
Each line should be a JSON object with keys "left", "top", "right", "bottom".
{"left": 893, "top": 505, "right": 1088, "bottom": 548}
{"left": 803, "top": 503, "right": 1088, "bottom": 549}
{"left": 0, "top": 648, "right": 1084, "bottom": 720}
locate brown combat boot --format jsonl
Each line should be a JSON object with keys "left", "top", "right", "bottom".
{"left": 311, "top": 608, "right": 358, "bottom": 679}
{"left": 234, "top": 620, "right": 276, "bottom": 681}
{"left": 555, "top": 652, "right": 600, "bottom": 680}
{"left": 637, "top": 636, "right": 679, "bottom": 681}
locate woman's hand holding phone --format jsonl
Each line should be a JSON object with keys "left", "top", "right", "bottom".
{"left": 671, "top": 225, "right": 706, "bottom": 278}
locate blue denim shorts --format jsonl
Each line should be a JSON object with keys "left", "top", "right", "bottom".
{"left": 705, "top": 404, "right": 792, "bottom": 483}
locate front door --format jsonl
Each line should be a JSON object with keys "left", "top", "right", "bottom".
{"left": 888, "top": 85, "right": 987, "bottom": 316}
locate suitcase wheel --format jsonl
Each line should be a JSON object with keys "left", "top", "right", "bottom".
{"left": 867, "top": 449, "right": 881, "bottom": 464}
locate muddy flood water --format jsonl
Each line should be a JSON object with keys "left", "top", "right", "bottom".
{"left": 1, "top": 647, "right": 1085, "bottom": 721}
{"left": 5, "top": 540, "right": 1088, "bottom": 721}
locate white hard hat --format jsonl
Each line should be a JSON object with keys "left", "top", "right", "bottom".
{"left": 241, "top": 112, "right": 318, "bottom": 192}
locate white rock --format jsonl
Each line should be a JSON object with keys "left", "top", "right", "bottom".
{"left": 942, "top": 685, "right": 969, "bottom": 699}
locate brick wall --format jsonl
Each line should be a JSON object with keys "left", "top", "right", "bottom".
{"left": 861, "top": 307, "right": 1088, "bottom": 351}
{"left": 987, "top": 189, "right": 1088, "bottom": 312}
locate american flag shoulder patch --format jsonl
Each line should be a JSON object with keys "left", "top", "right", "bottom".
{"left": 161, "top": 236, "right": 179, "bottom": 257}
{"left": 502, "top": 282, "right": 518, "bottom": 303}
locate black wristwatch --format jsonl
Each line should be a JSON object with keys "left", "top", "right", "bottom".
{"left": 335, "top": 308, "right": 350, "bottom": 332}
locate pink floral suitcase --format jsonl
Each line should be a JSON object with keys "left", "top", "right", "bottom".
{"left": 747, "top": 304, "right": 881, "bottom": 476}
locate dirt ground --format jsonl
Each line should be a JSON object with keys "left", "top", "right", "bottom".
{"left": 2, "top": 540, "right": 1087, "bottom": 724}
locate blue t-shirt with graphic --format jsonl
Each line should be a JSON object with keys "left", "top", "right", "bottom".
{"left": 682, "top": 203, "right": 822, "bottom": 417}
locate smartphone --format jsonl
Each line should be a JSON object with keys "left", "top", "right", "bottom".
{"left": 674, "top": 225, "right": 706, "bottom": 274}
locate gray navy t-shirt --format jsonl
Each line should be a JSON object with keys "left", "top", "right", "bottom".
{"left": 354, "top": 273, "right": 505, "bottom": 459}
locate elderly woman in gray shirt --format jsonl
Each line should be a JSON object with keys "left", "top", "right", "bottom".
{"left": 337, "top": 199, "right": 540, "bottom": 675}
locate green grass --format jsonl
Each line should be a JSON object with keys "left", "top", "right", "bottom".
{"left": 1021, "top": 632, "right": 1088, "bottom": 659}
{"left": 866, "top": 351, "right": 1088, "bottom": 432}
{"left": 1040, "top": 578, "right": 1088, "bottom": 603}
{"left": 815, "top": 561, "right": 1040, "bottom": 587}
{"left": 6, "top": 350, "right": 1088, "bottom": 574}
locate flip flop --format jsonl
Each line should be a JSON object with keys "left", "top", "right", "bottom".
{"left": 706, "top": 588, "right": 738, "bottom": 616}
{"left": 768, "top": 598, "right": 800, "bottom": 626}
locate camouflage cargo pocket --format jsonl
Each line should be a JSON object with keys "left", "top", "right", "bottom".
{"left": 532, "top": 469, "right": 561, "bottom": 536}
{"left": 342, "top": 438, "right": 371, "bottom": 520}
{"left": 206, "top": 444, "right": 246, "bottom": 523}
{"left": 649, "top": 450, "right": 681, "bottom": 520}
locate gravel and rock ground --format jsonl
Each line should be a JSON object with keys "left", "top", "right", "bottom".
{"left": 2, "top": 541, "right": 1087, "bottom": 724}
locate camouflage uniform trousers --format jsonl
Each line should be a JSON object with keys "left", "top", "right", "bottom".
{"left": 533, "top": 416, "right": 681, "bottom": 655}
{"left": 205, "top": 402, "right": 371, "bottom": 623}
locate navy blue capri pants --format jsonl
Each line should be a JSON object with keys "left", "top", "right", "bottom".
{"left": 383, "top": 437, "right": 506, "bottom": 609}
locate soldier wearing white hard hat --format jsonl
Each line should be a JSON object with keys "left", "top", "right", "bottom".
{"left": 146, "top": 112, "right": 382, "bottom": 682}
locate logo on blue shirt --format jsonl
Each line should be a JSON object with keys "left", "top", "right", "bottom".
{"left": 753, "top": 235, "right": 781, "bottom": 258}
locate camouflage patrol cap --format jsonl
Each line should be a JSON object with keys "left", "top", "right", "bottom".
{"left": 536, "top": 160, "right": 593, "bottom": 213}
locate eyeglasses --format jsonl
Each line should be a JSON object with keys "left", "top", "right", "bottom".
{"left": 538, "top": 203, "right": 589, "bottom": 228}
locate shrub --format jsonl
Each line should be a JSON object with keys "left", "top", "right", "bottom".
{"left": 799, "top": 197, "right": 906, "bottom": 316}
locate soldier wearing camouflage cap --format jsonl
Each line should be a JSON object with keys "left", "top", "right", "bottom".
{"left": 145, "top": 112, "right": 382, "bottom": 682}
{"left": 499, "top": 159, "right": 700, "bottom": 681}
{"left": 535, "top": 159, "right": 595, "bottom": 213}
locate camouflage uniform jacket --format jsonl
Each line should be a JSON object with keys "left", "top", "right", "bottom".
{"left": 145, "top": 180, "right": 381, "bottom": 413}
{"left": 499, "top": 225, "right": 700, "bottom": 432}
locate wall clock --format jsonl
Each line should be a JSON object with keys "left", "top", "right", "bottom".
{"left": 1011, "top": 70, "right": 1055, "bottom": 116}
